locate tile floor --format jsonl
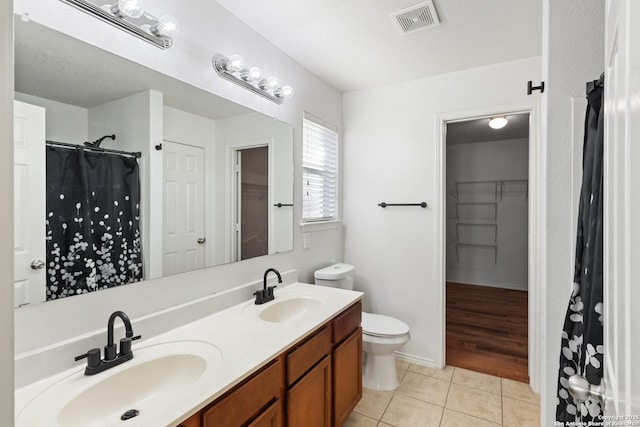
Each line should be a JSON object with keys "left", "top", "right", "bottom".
{"left": 345, "top": 361, "right": 540, "bottom": 427}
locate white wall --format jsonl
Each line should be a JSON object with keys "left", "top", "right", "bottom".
{"left": 446, "top": 138, "right": 529, "bottom": 290}
{"left": 0, "top": 1, "right": 13, "bottom": 424}
{"left": 88, "top": 90, "right": 160, "bottom": 279}
{"left": 13, "top": 92, "right": 88, "bottom": 143}
{"left": 215, "top": 113, "right": 294, "bottom": 264}
{"left": 10, "top": 0, "right": 343, "bottom": 371}
{"left": 540, "top": 0, "right": 604, "bottom": 425}
{"left": 343, "top": 56, "right": 541, "bottom": 365}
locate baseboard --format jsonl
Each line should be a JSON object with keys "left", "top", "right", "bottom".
{"left": 394, "top": 351, "right": 436, "bottom": 368}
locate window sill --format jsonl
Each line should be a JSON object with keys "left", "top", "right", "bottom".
{"left": 300, "top": 220, "right": 343, "bottom": 232}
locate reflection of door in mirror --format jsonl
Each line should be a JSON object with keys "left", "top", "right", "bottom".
{"left": 236, "top": 146, "right": 269, "bottom": 261}
{"left": 162, "top": 141, "right": 206, "bottom": 276}
{"left": 13, "top": 101, "right": 46, "bottom": 307}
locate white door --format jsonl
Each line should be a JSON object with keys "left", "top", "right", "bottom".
{"left": 13, "top": 100, "right": 46, "bottom": 306}
{"left": 162, "top": 141, "right": 206, "bottom": 276}
{"left": 603, "top": 0, "right": 640, "bottom": 415}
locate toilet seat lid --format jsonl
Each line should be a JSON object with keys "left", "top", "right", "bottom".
{"left": 362, "top": 312, "right": 410, "bottom": 337}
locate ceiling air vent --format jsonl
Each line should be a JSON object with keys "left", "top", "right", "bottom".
{"left": 390, "top": 1, "right": 440, "bottom": 35}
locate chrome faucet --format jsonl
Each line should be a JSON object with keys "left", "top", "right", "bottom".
{"left": 254, "top": 268, "right": 282, "bottom": 305}
{"left": 74, "top": 310, "right": 141, "bottom": 375}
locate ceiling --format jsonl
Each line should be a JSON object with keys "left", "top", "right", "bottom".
{"left": 446, "top": 113, "right": 529, "bottom": 145}
{"left": 216, "top": 0, "right": 542, "bottom": 92}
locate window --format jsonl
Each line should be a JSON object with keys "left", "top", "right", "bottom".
{"left": 302, "top": 113, "right": 338, "bottom": 222}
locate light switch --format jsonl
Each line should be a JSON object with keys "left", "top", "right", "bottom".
{"left": 303, "top": 232, "right": 311, "bottom": 249}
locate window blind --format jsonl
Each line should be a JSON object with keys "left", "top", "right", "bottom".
{"left": 303, "top": 114, "right": 338, "bottom": 222}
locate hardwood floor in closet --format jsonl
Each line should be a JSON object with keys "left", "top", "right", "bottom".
{"left": 446, "top": 282, "right": 529, "bottom": 383}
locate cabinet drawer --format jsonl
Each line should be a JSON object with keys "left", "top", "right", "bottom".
{"left": 332, "top": 301, "right": 362, "bottom": 345}
{"left": 202, "top": 359, "right": 282, "bottom": 427}
{"left": 247, "top": 400, "right": 282, "bottom": 427}
{"left": 287, "top": 326, "right": 332, "bottom": 386}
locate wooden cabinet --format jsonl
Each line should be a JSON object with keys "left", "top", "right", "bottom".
{"left": 201, "top": 359, "right": 283, "bottom": 427}
{"left": 248, "top": 401, "right": 283, "bottom": 427}
{"left": 174, "top": 300, "right": 362, "bottom": 427}
{"left": 332, "top": 301, "right": 361, "bottom": 344}
{"left": 286, "top": 326, "right": 332, "bottom": 385}
{"left": 177, "top": 412, "right": 200, "bottom": 427}
{"left": 287, "top": 355, "right": 332, "bottom": 427}
{"left": 332, "top": 329, "right": 363, "bottom": 426}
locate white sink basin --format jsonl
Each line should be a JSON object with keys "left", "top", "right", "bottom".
{"left": 243, "top": 295, "right": 323, "bottom": 323}
{"left": 260, "top": 297, "right": 323, "bottom": 322}
{"left": 16, "top": 341, "right": 222, "bottom": 427}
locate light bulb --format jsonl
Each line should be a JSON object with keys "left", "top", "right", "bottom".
{"left": 276, "top": 85, "right": 295, "bottom": 99}
{"left": 266, "top": 76, "right": 280, "bottom": 91}
{"left": 488, "top": 117, "right": 508, "bottom": 129}
{"left": 152, "top": 14, "right": 179, "bottom": 37}
{"left": 116, "top": 0, "right": 144, "bottom": 18}
{"left": 241, "top": 66, "right": 262, "bottom": 83}
{"left": 226, "top": 54, "right": 245, "bottom": 73}
{"left": 247, "top": 66, "right": 262, "bottom": 82}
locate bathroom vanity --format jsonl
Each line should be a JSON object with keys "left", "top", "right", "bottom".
{"left": 181, "top": 300, "right": 362, "bottom": 427}
{"left": 14, "top": 283, "right": 362, "bottom": 427}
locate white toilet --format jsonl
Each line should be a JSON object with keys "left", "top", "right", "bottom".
{"left": 314, "top": 263, "right": 411, "bottom": 391}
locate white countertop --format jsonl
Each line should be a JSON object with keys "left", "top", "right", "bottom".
{"left": 14, "top": 283, "right": 363, "bottom": 427}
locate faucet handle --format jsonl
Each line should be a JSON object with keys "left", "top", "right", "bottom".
{"left": 254, "top": 288, "right": 275, "bottom": 305}
{"left": 75, "top": 348, "right": 101, "bottom": 369}
{"left": 104, "top": 343, "right": 117, "bottom": 361}
{"left": 119, "top": 335, "right": 141, "bottom": 357}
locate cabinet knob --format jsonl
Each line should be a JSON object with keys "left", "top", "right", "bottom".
{"left": 197, "top": 237, "right": 206, "bottom": 244}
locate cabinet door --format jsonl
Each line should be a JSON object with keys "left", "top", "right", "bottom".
{"left": 287, "top": 355, "right": 332, "bottom": 427}
{"left": 177, "top": 412, "right": 200, "bottom": 427}
{"left": 332, "top": 329, "right": 363, "bottom": 427}
{"left": 202, "top": 359, "right": 282, "bottom": 427}
{"left": 248, "top": 400, "right": 282, "bottom": 427}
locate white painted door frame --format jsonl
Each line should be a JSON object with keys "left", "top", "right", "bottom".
{"left": 435, "top": 101, "right": 542, "bottom": 392}
{"left": 602, "top": 0, "right": 640, "bottom": 414}
{"left": 226, "top": 139, "right": 273, "bottom": 263}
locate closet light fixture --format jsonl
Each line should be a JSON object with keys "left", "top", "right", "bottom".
{"left": 59, "top": 0, "right": 179, "bottom": 49}
{"left": 212, "top": 53, "right": 295, "bottom": 105}
{"left": 489, "top": 117, "right": 508, "bottom": 129}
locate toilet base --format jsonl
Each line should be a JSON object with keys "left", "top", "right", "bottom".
{"left": 363, "top": 352, "right": 399, "bottom": 391}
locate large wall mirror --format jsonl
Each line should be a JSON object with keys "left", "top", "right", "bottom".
{"left": 13, "top": 18, "right": 294, "bottom": 307}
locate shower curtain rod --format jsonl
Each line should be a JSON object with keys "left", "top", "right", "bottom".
{"left": 46, "top": 140, "right": 142, "bottom": 158}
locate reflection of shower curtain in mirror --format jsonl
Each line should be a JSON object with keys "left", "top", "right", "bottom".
{"left": 45, "top": 146, "right": 143, "bottom": 300}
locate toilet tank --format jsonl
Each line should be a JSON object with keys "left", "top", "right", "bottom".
{"left": 314, "top": 263, "right": 355, "bottom": 290}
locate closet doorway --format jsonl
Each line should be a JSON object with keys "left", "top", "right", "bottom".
{"left": 445, "top": 113, "right": 530, "bottom": 382}
{"left": 233, "top": 145, "right": 269, "bottom": 261}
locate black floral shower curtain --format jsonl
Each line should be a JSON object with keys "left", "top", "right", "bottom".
{"left": 556, "top": 79, "right": 604, "bottom": 424}
{"left": 46, "top": 146, "right": 143, "bottom": 300}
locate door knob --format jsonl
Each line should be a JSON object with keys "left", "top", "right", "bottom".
{"left": 568, "top": 375, "right": 606, "bottom": 409}
{"left": 30, "top": 260, "right": 45, "bottom": 270}
{"left": 197, "top": 237, "right": 206, "bottom": 244}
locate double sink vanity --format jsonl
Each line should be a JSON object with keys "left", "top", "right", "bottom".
{"left": 15, "top": 279, "right": 363, "bottom": 426}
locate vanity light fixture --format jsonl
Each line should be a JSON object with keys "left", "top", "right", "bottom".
{"left": 212, "top": 53, "right": 295, "bottom": 104}
{"left": 488, "top": 116, "right": 508, "bottom": 129}
{"left": 59, "top": 0, "right": 179, "bottom": 49}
